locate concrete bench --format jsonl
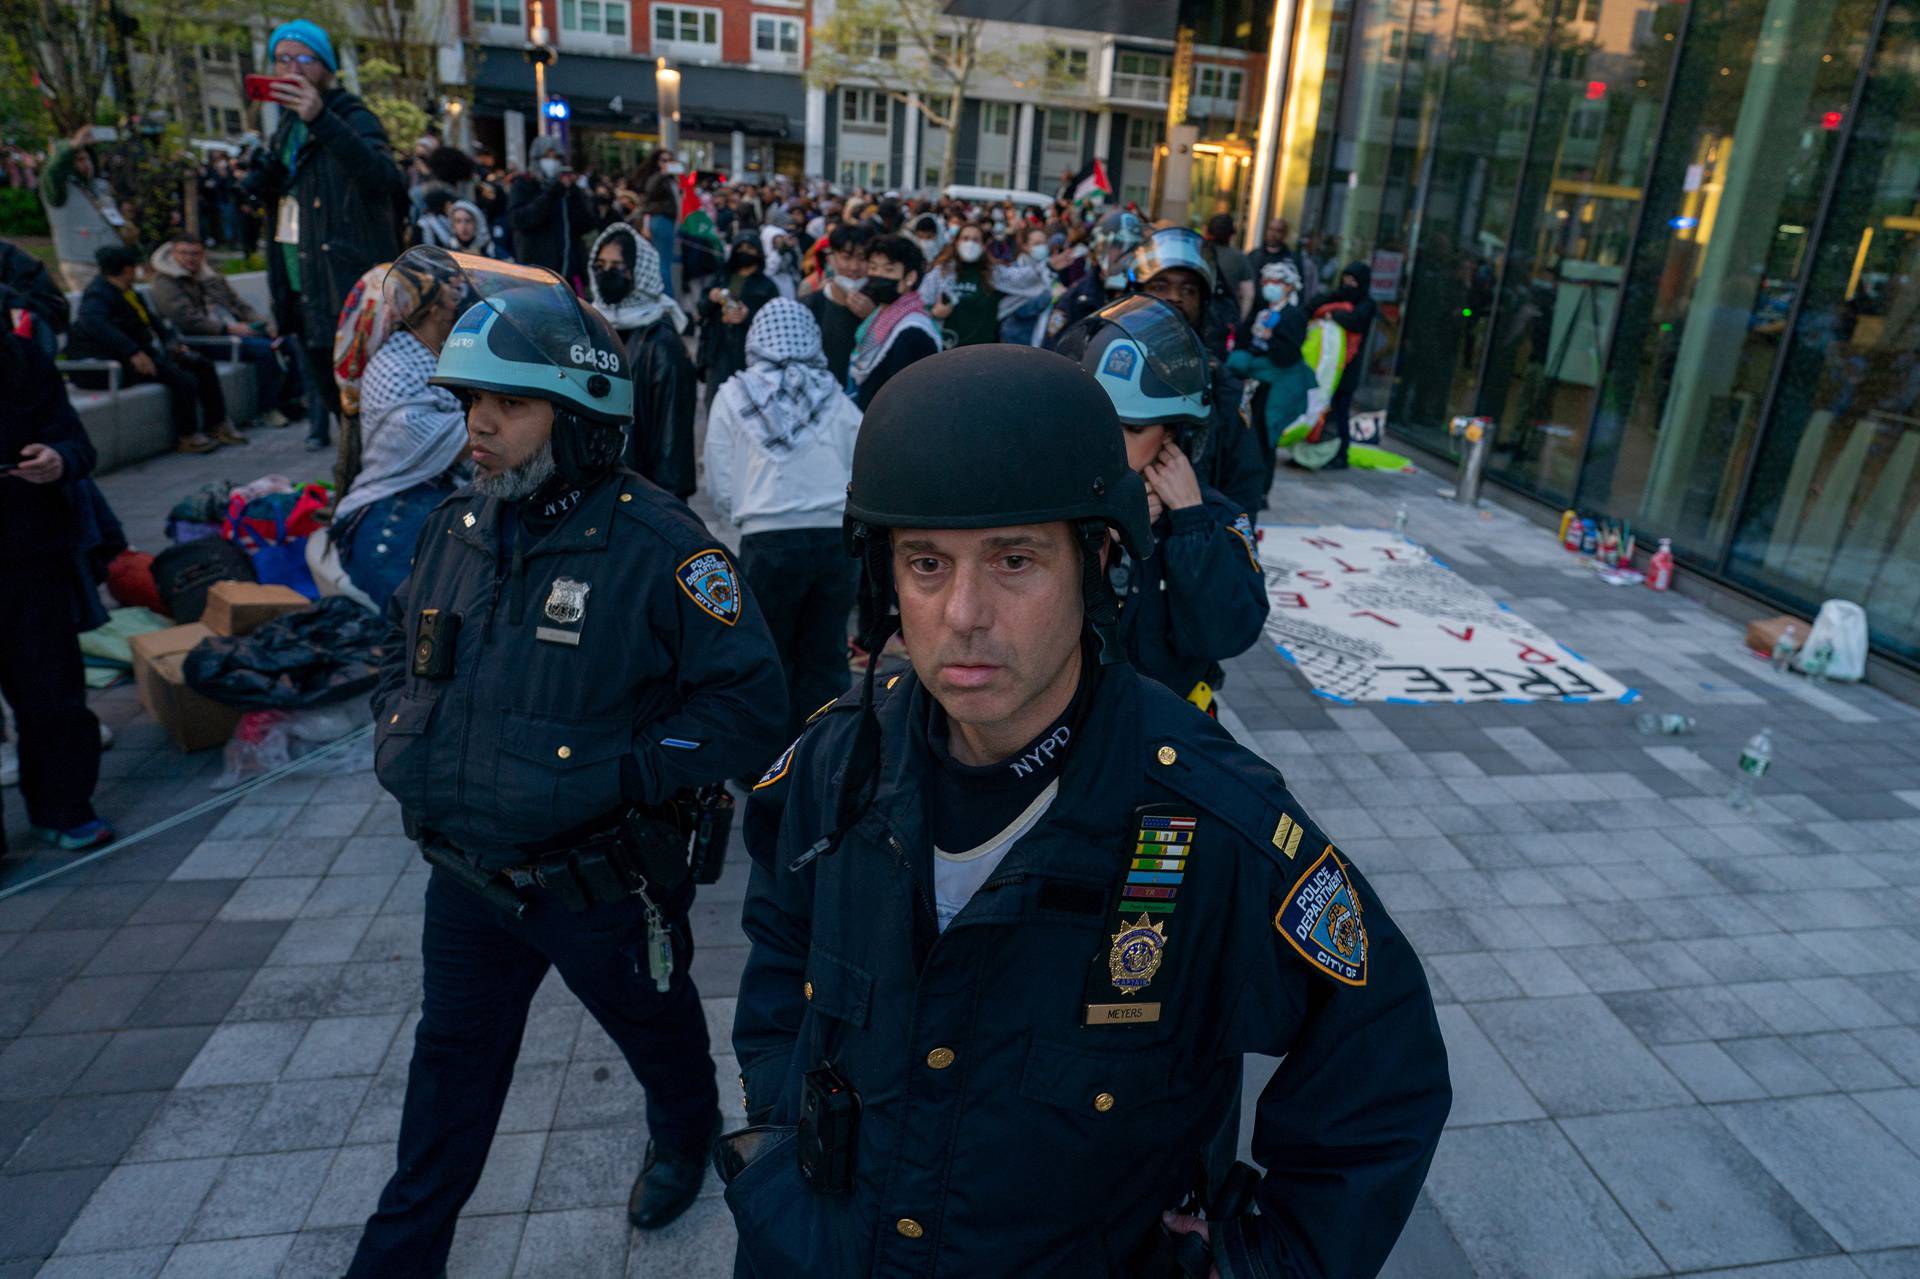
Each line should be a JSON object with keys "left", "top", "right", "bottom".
{"left": 58, "top": 272, "right": 274, "bottom": 474}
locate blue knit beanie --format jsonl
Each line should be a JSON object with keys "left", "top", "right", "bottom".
{"left": 268, "top": 19, "right": 337, "bottom": 72}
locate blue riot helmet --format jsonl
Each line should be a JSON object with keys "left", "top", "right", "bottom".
{"left": 1092, "top": 210, "right": 1147, "bottom": 286}
{"left": 1055, "top": 293, "right": 1213, "bottom": 463}
{"left": 1127, "top": 225, "right": 1218, "bottom": 295}
{"left": 384, "top": 246, "right": 633, "bottom": 486}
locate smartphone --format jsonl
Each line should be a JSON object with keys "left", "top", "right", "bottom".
{"left": 89, "top": 125, "right": 119, "bottom": 143}
{"left": 243, "top": 74, "right": 286, "bottom": 103}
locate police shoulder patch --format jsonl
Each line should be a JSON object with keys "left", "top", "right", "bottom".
{"left": 1227, "top": 512, "right": 1259, "bottom": 568}
{"left": 754, "top": 738, "right": 798, "bottom": 791}
{"left": 676, "top": 548, "right": 741, "bottom": 625}
{"left": 1273, "top": 844, "right": 1368, "bottom": 986}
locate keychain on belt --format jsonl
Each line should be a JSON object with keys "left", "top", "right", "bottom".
{"left": 638, "top": 886, "right": 673, "bottom": 994}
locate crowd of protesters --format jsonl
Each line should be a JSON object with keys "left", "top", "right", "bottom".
{"left": 1, "top": 11, "right": 1376, "bottom": 859}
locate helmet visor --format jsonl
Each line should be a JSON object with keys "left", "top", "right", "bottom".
{"left": 1057, "top": 294, "right": 1210, "bottom": 405}
{"left": 1130, "top": 226, "right": 1216, "bottom": 292}
{"left": 384, "top": 246, "right": 597, "bottom": 385}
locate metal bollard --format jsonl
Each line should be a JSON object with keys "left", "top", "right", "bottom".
{"left": 1441, "top": 416, "right": 1493, "bottom": 507}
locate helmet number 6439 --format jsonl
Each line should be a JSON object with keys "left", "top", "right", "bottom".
{"left": 569, "top": 344, "right": 620, "bottom": 373}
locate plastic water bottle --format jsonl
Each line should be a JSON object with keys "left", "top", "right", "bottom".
{"left": 1634, "top": 713, "right": 1696, "bottom": 735}
{"left": 1770, "top": 626, "right": 1799, "bottom": 673}
{"left": 1727, "top": 727, "right": 1773, "bottom": 811}
{"left": 1394, "top": 505, "right": 1408, "bottom": 540}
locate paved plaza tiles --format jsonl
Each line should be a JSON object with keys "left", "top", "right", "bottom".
{"left": 2, "top": 427, "right": 1917, "bottom": 1276}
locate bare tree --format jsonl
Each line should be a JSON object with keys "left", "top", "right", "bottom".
{"left": 808, "top": 0, "right": 1057, "bottom": 189}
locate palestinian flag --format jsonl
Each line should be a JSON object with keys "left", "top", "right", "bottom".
{"left": 1066, "top": 157, "right": 1112, "bottom": 206}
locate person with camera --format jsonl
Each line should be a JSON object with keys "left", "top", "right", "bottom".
{"left": 726, "top": 345, "right": 1449, "bottom": 1279}
{"left": 350, "top": 249, "right": 787, "bottom": 1278}
{"left": 251, "top": 19, "right": 405, "bottom": 454}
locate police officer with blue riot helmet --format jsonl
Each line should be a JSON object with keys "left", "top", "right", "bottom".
{"left": 354, "top": 247, "right": 787, "bottom": 1277}
{"left": 1040, "top": 208, "right": 1147, "bottom": 347}
{"left": 1127, "top": 226, "right": 1271, "bottom": 518}
{"left": 1056, "top": 294, "right": 1269, "bottom": 716}
{"left": 725, "top": 344, "right": 1448, "bottom": 1278}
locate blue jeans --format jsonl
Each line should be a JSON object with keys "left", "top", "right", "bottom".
{"left": 345, "top": 866, "right": 715, "bottom": 1277}
{"left": 337, "top": 482, "right": 451, "bottom": 615}
{"left": 234, "top": 335, "right": 306, "bottom": 417}
{"left": 649, "top": 214, "right": 678, "bottom": 296}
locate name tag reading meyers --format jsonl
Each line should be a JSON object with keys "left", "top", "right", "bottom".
{"left": 1085, "top": 1002, "right": 1161, "bottom": 1025}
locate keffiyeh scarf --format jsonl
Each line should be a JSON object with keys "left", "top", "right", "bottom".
{"left": 728, "top": 298, "right": 841, "bottom": 451}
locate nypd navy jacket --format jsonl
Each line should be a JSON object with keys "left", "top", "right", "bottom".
{"left": 1116, "top": 488, "right": 1269, "bottom": 700}
{"left": 731, "top": 662, "right": 1450, "bottom": 1278}
{"left": 371, "top": 471, "right": 787, "bottom": 867}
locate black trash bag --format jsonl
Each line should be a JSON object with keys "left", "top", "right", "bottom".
{"left": 183, "top": 596, "right": 388, "bottom": 709}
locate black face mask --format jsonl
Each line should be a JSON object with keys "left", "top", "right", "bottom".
{"left": 595, "top": 268, "right": 633, "bottom": 304}
{"left": 728, "top": 251, "right": 762, "bottom": 274}
{"left": 861, "top": 276, "right": 901, "bottom": 306}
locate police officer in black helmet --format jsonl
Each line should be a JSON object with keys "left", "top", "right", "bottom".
{"left": 353, "top": 247, "right": 787, "bottom": 1277}
{"left": 726, "top": 345, "right": 1449, "bottom": 1277}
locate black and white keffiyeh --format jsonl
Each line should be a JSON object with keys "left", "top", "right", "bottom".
{"left": 729, "top": 298, "right": 839, "bottom": 452}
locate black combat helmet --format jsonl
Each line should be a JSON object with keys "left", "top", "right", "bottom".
{"left": 847, "top": 344, "right": 1153, "bottom": 557}
{"left": 799, "top": 346, "right": 1152, "bottom": 872}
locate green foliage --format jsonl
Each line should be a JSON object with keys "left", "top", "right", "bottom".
{"left": 0, "top": 185, "right": 50, "bottom": 236}
{"left": 366, "top": 95, "right": 431, "bottom": 149}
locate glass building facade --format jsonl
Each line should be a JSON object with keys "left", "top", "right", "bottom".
{"left": 1271, "top": 0, "right": 1920, "bottom": 666}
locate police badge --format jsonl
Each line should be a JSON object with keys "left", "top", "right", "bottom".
{"left": 536, "top": 577, "right": 591, "bottom": 646}
{"left": 1108, "top": 914, "right": 1167, "bottom": 995}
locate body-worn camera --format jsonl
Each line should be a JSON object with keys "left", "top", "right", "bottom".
{"left": 798, "top": 1065, "right": 859, "bottom": 1195}
{"left": 412, "top": 609, "right": 460, "bottom": 680}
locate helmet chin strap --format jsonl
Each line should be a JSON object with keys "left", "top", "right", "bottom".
{"left": 1076, "top": 519, "right": 1126, "bottom": 667}
{"left": 548, "top": 408, "right": 625, "bottom": 489}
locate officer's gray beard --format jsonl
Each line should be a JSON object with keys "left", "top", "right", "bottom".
{"left": 471, "top": 441, "right": 556, "bottom": 501}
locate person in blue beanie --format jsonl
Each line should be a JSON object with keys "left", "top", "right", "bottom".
{"left": 249, "top": 19, "right": 404, "bottom": 453}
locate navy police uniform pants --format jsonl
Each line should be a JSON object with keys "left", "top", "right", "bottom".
{"left": 347, "top": 865, "right": 719, "bottom": 1277}
{"left": 738, "top": 527, "right": 855, "bottom": 739}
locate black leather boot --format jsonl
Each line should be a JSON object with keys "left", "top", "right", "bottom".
{"left": 627, "top": 1113, "right": 720, "bottom": 1230}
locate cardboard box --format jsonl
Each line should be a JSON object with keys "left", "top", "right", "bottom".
{"left": 128, "top": 623, "right": 241, "bottom": 751}
{"left": 1745, "top": 614, "right": 1806, "bottom": 657}
{"left": 201, "top": 581, "right": 310, "bottom": 637}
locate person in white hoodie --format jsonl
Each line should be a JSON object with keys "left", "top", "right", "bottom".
{"left": 703, "top": 298, "right": 861, "bottom": 734}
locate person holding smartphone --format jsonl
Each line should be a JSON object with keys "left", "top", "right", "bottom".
{"left": 249, "top": 19, "right": 404, "bottom": 453}
{"left": 0, "top": 328, "right": 114, "bottom": 854}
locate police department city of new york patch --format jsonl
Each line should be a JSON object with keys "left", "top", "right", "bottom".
{"left": 1228, "top": 512, "right": 1259, "bottom": 568}
{"left": 754, "top": 738, "right": 797, "bottom": 791}
{"left": 1274, "top": 845, "right": 1369, "bottom": 986}
{"left": 1108, "top": 914, "right": 1168, "bottom": 995}
{"left": 675, "top": 549, "right": 741, "bottom": 626}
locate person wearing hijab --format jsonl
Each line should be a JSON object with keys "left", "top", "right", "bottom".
{"left": 330, "top": 255, "right": 472, "bottom": 611}
{"left": 759, "top": 224, "right": 801, "bottom": 299}
{"left": 588, "top": 223, "right": 697, "bottom": 496}
{"left": 697, "top": 237, "right": 780, "bottom": 406}
{"left": 447, "top": 199, "right": 499, "bottom": 258}
{"left": 703, "top": 299, "right": 861, "bottom": 735}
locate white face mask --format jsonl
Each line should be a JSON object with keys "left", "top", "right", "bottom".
{"left": 916, "top": 237, "right": 938, "bottom": 255}
{"left": 835, "top": 272, "right": 867, "bottom": 293}
{"left": 1028, "top": 244, "right": 1049, "bottom": 262}
{"left": 1104, "top": 272, "right": 1127, "bottom": 290}
{"left": 957, "top": 240, "right": 984, "bottom": 263}
{"left": 664, "top": 162, "right": 684, "bottom": 175}
{"left": 537, "top": 157, "right": 562, "bottom": 180}
{"left": 1262, "top": 283, "right": 1289, "bottom": 303}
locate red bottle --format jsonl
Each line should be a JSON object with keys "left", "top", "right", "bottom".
{"left": 1646, "top": 538, "right": 1674, "bottom": 591}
